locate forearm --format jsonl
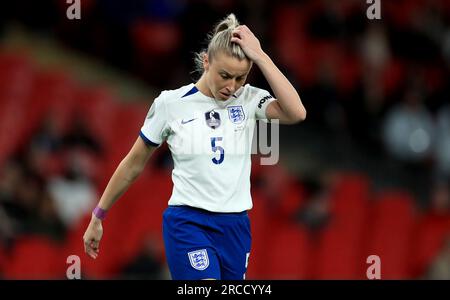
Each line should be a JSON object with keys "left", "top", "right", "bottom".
{"left": 96, "top": 155, "right": 145, "bottom": 212}
{"left": 256, "top": 53, "right": 306, "bottom": 120}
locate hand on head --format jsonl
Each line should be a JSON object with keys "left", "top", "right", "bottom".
{"left": 231, "top": 25, "right": 265, "bottom": 63}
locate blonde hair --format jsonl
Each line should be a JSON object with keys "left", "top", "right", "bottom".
{"left": 193, "top": 13, "right": 248, "bottom": 75}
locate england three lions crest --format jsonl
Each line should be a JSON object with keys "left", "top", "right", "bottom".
{"left": 227, "top": 105, "right": 245, "bottom": 124}
{"left": 188, "top": 249, "right": 209, "bottom": 270}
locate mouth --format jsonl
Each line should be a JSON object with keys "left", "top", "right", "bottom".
{"left": 220, "top": 92, "right": 230, "bottom": 98}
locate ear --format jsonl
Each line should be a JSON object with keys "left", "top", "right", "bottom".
{"left": 203, "top": 53, "right": 210, "bottom": 72}
{"left": 247, "top": 60, "right": 253, "bottom": 73}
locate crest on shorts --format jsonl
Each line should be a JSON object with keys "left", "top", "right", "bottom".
{"left": 227, "top": 105, "right": 245, "bottom": 124}
{"left": 188, "top": 249, "right": 209, "bottom": 270}
{"left": 205, "top": 110, "right": 221, "bottom": 129}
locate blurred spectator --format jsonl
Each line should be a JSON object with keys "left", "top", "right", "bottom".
{"left": 30, "top": 115, "right": 63, "bottom": 155}
{"left": 0, "top": 161, "right": 24, "bottom": 245}
{"left": 254, "top": 163, "right": 291, "bottom": 202}
{"left": 253, "top": 163, "right": 305, "bottom": 221}
{"left": 178, "top": 0, "right": 247, "bottom": 75}
{"left": 434, "top": 105, "right": 450, "bottom": 181}
{"left": 307, "top": 0, "right": 345, "bottom": 40}
{"left": 426, "top": 236, "right": 450, "bottom": 279}
{"left": 47, "top": 152, "right": 97, "bottom": 228}
{"left": 297, "top": 178, "right": 331, "bottom": 232}
{"left": 25, "top": 116, "right": 66, "bottom": 179}
{"left": 411, "top": 180, "right": 450, "bottom": 278}
{"left": 0, "top": 112, "right": 102, "bottom": 241}
{"left": 343, "top": 68, "right": 384, "bottom": 151}
{"left": 31, "top": 188, "right": 66, "bottom": 241}
{"left": 382, "top": 86, "right": 435, "bottom": 164}
{"left": 120, "top": 235, "right": 168, "bottom": 280}
{"left": 60, "top": 115, "right": 104, "bottom": 184}
{"left": 429, "top": 182, "right": 450, "bottom": 217}
{"left": 0, "top": 207, "right": 15, "bottom": 246}
{"left": 303, "top": 58, "right": 342, "bottom": 131}
{"left": 409, "top": 1, "right": 446, "bottom": 63}
{"left": 61, "top": 116, "right": 102, "bottom": 155}
{"left": 360, "top": 23, "right": 390, "bottom": 75}
{"left": 388, "top": 7, "right": 440, "bottom": 65}
{"left": 0, "top": 160, "right": 23, "bottom": 207}
{"left": 2, "top": 166, "right": 66, "bottom": 242}
{"left": 443, "top": 28, "right": 450, "bottom": 67}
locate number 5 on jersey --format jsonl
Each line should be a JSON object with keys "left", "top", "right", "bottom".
{"left": 211, "top": 137, "right": 224, "bottom": 164}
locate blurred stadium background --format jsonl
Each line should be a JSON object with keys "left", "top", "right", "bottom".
{"left": 0, "top": 0, "right": 449, "bottom": 280}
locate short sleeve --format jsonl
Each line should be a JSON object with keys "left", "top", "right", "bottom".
{"left": 253, "top": 87, "right": 276, "bottom": 121}
{"left": 140, "top": 92, "right": 169, "bottom": 147}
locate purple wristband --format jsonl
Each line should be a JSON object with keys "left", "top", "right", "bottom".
{"left": 93, "top": 206, "right": 107, "bottom": 220}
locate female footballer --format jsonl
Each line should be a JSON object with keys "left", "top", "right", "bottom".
{"left": 83, "top": 13, "right": 306, "bottom": 280}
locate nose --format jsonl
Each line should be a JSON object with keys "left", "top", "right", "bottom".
{"left": 226, "top": 79, "right": 237, "bottom": 94}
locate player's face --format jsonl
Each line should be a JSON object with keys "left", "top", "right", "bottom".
{"left": 204, "top": 52, "right": 252, "bottom": 100}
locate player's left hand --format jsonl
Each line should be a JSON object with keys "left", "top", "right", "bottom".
{"left": 231, "top": 25, "right": 266, "bottom": 64}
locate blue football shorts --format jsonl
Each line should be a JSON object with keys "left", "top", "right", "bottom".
{"left": 162, "top": 205, "right": 251, "bottom": 280}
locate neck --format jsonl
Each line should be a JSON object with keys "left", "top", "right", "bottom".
{"left": 195, "top": 74, "right": 213, "bottom": 98}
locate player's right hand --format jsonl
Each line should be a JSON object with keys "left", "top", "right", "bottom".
{"left": 83, "top": 216, "right": 103, "bottom": 259}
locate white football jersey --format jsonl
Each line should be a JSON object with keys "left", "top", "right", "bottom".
{"left": 140, "top": 83, "right": 275, "bottom": 212}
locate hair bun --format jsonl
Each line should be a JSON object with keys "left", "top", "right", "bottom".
{"left": 193, "top": 13, "right": 246, "bottom": 76}
{"left": 214, "top": 13, "right": 240, "bottom": 35}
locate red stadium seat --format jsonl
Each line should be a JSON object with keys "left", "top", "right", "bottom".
{"left": 0, "top": 53, "right": 35, "bottom": 159}
{"left": 382, "top": 59, "right": 405, "bottom": 97}
{"left": 248, "top": 186, "right": 312, "bottom": 279}
{"left": 4, "top": 236, "right": 66, "bottom": 279}
{"left": 63, "top": 169, "right": 172, "bottom": 279}
{"left": 337, "top": 54, "right": 361, "bottom": 93}
{"left": 262, "top": 221, "right": 312, "bottom": 279}
{"left": 0, "top": 98, "right": 30, "bottom": 165}
{"left": 0, "top": 52, "right": 34, "bottom": 100}
{"left": 116, "top": 170, "right": 171, "bottom": 262}
{"left": 63, "top": 211, "right": 128, "bottom": 279}
{"left": 275, "top": 181, "right": 307, "bottom": 220}
{"left": 246, "top": 191, "right": 271, "bottom": 279}
{"left": 95, "top": 102, "right": 149, "bottom": 188}
{"left": 410, "top": 213, "right": 450, "bottom": 277}
{"left": 75, "top": 86, "right": 119, "bottom": 148}
{"left": 272, "top": 4, "right": 305, "bottom": 78}
{"left": 312, "top": 173, "right": 372, "bottom": 279}
{"left": 364, "top": 190, "right": 417, "bottom": 279}
{"left": 107, "top": 102, "right": 149, "bottom": 163}
{"left": 131, "top": 20, "right": 180, "bottom": 56}
{"left": 0, "top": 244, "right": 7, "bottom": 273}
{"left": 330, "top": 173, "right": 371, "bottom": 220}
{"left": 25, "top": 70, "right": 77, "bottom": 138}
{"left": 384, "top": 0, "right": 423, "bottom": 28}
{"left": 313, "top": 174, "right": 371, "bottom": 279}
{"left": 315, "top": 223, "right": 368, "bottom": 279}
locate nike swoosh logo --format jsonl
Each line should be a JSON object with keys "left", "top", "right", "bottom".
{"left": 181, "top": 118, "right": 197, "bottom": 124}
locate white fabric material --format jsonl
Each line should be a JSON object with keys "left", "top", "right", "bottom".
{"left": 141, "top": 83, "right": 275, "bottom": 212}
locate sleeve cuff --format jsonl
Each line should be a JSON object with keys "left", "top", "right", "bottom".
{"left": 139, "top": 131, "right": 160, "bottom": 147}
